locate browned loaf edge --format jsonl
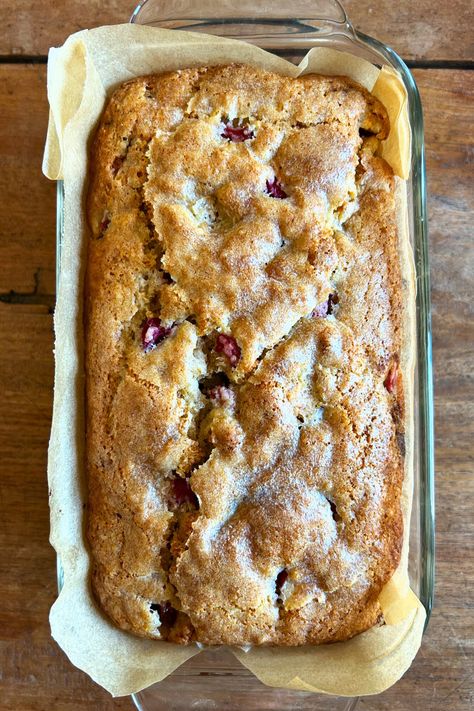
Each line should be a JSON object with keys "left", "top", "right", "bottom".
{"left": 85, "top": 63, "right": 405, "bottom": 646}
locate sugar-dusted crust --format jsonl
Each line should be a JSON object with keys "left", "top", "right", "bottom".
{"left": 85, "top": 64, "right": 405, "bottom": 646}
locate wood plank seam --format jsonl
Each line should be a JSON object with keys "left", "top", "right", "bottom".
{"left": 1, "top": 57, "right": 474, "bottom": 70}
{"left": 0, "top": 268, "right": 55, "bottom": 309}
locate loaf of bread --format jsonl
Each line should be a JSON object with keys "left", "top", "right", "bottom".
{"left": 86, "top": 64, "right": 405, "bottom": 645}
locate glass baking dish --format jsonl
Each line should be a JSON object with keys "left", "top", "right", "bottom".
{"left": 55, "top": 1, "right": 434, "bottom": 708}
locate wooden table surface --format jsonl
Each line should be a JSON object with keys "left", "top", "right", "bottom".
{"left": 1, "top": 2, "right": 473, "bottom": 709}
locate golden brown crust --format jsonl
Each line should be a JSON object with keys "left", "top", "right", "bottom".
{"left": 85, "top": 64, "right": 404, "bottom": 645}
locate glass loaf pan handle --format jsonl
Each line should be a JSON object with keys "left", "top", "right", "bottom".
{"left": 130, "top": 0, "right": 406, "bottom": 69}
{"left": 131, "top": 0, "right": 359, "bottom": 46}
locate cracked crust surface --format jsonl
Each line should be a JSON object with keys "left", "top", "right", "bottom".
{"left": 86, "top": 64, "right": 405, "bottom": 646}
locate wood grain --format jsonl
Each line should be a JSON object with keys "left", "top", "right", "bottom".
{"left": 0, "top": 303, "right": 132, "bottom": 711}
{"left": 0, "top": 65, "right": 56, "bottom": 300}
{"left": 0, "top": 0, "right": 473, "bottom": 62}
{"left": 0, "top": 63, "right": 473, "bottom": 709}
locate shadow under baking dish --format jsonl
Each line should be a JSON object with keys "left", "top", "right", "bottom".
{"left": 55, "top": 1, "right": 434, "bottom": 708}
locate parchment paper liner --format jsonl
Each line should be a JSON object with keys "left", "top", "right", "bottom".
{"left": 43, "top": 24, "right": 424, "bottom": 698}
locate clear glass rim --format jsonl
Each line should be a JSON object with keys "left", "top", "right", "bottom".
{"left": 55, "top": 4, "right": 435, "bottom": 706}
{"left": 356, "top": 33, "right": 435, "bottom": 626}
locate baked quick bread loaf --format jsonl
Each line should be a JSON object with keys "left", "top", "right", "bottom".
{"left": 86, "top": 64, "right": 406, "bottom": 646}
